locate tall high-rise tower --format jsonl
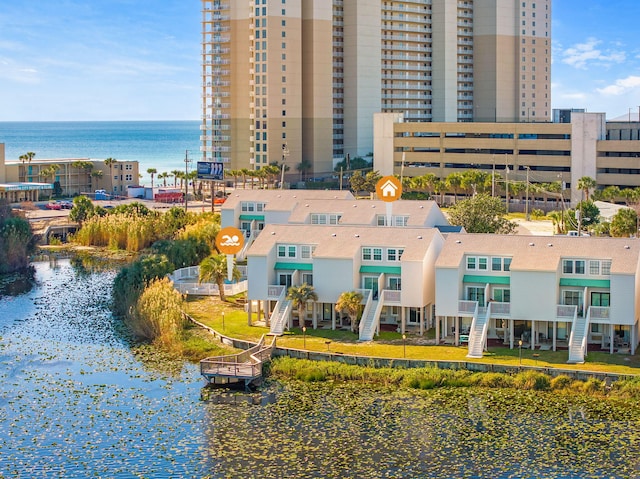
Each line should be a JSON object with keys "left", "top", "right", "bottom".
{"left": 201, "top": 0, "right": 551, "bottom": 176}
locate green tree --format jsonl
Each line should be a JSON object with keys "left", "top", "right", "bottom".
{"left": 610, "top": 208, "right": 637, "bottom": 237}
{"left": 69, "top": 195, "right": 95, "bottom": 225}
{"left": 447, "top": 193, "right": 517, "bottom": 234}
{"left": 349, "top": 170, "right": 367, "bottom": 194}
{"left": 446, "top": 172, "right": 463, "bottom": 203}
{"left": 198, "top": 254, "right": 240, "bottom": 302}
{"left": 334, "top": 156, "right": 371, "bottom": 173}
{"left": 577, "top": 176, "right": 597, "bottom": 201}
{"left": 335, "top": 291, "right": 364, "bottom": 333}
{"left": 286, "top": 283, "right": 318, "bottom": 328}
{"left": 147, "top": 168, "right": 157, "bottom": 188}
{"left": 0, "top": 200, "right": 33, "bottom": 273}
{"left": 171, "top": 170, "right": 181, "bottom": 187}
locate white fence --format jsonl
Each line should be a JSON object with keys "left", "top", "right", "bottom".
{"left": 169, "top": 266, "right": 248, "bottom": 296}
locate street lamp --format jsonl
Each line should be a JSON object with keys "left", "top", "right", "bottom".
{"left": 280, "top": 143, "right": 289, "bottom": 189}
{"left": 402, "top": 334, "right": 407, "bottom": 358}
{"left": 325, "top": 340, "right": 331, "bottom": 352}
{"left": 302, "top": 326, "right": 307, "bottom": 349}
{"left": 518, "top": 339, "right": 523, "bottom": 365}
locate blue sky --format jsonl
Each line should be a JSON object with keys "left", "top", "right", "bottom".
{"left": 1, "top": 1, "right": 640, "bottom": 121}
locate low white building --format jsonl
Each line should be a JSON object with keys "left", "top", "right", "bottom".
{"left": 435, "top": 233, "right": 640, "bottom": 362}
{"left": 246, "top": 224, "right": 446, "bottom": 340}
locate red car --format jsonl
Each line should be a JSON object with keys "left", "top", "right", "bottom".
{"left": 45, "top": 202, "right": 62, "bottom": 210}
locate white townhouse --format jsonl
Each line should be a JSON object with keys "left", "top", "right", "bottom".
{"left": 285, "top": 198, "right": 452, "bottom": 230}
{"left": 246, "top": 224, "right": 446, "bottom": 341}
{"left": 220, "top": 190, "right": 355, "bottom": 256}
{"left": 435, "top": 234, "right": 640, "bottom": 363}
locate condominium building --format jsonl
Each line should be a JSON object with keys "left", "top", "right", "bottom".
{"left": 201, "top": 0, "right": 551, "bottom": 175}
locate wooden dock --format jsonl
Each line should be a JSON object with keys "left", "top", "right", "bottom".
{"left": 200, "top": 334, "right": 276, "bottom": 389}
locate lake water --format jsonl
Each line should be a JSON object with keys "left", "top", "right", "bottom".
{"left": 0, "top": 121, "right": 201, "bottom": 186}
{"left": 1, "top": 259, "right": 639, "bottom": 478}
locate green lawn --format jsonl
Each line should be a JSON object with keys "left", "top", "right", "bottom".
{"left": 185, "top": 296, "right": 640, "bottom": 375}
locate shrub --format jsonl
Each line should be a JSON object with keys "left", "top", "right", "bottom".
{"left": 514, "top": 371, "right": 551, "bottom": 391}
{"left": 550, "top": 375, "right": 574, "bottom": 391}
{"left": 580, "top": 378, "right": 605, "bottom": 395}
{"left": 477, "top": 372, "right": 515, "bottom": 389}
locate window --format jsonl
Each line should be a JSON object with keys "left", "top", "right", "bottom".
{"left": 287, "top": 246, "right": 296, "bottom": 258}
{"left": 277, "top": 245, "right": 286, "bottom": 257}
{"left": 563, "top": 259, "right": 586, "bottom": 275}
{"left": 302, "top": 273, "right": 313, "bottom": 286}
{"left": 467, "top": 257, "right": 476, "bottom": 270}
{"left": 373, "top": 248, "right": 382, "bottom": 261}
{"left": 388, "top": 277, "right": 401, "bottom": 290}
{"left": 362, "top": 247, "right": 372, "bottom": 261}
{"left": 277, "top": 244, "right": 297, "bottom": 258}
{"left": 591, "top": 292, "right": 610, "bottom": 307}
{"left": 478, "top": 257, "right": 488, "bottom": 270}
{"left": 602, "top": 261, "right": 611, "bottom": 275}
{"left": 492, "top": 288, "right": 510, "bottom": 303}
{"left": 125, "top": 174, "right": 132, "bottom": 181}
{"left": 387, "top": 249, "right": 398, "bottom": 261}
{"left": 300, "top": 245, "right": 314, "bottom": 259}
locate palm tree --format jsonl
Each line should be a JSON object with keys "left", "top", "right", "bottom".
{"left": 446, "top": 172, "right": 463, "bottom": 203}
{"left": 198, "top": 254, "right": 240, "bottom": 302}
{"left": 91, "top": 170, "right": 104, "bottom": 190}
{"left": 170, "top": 170, "right": 181, "bottom": 187}
{"left": 104, "top": 158, "right": 117, "bottom": 194}
{"left": 158, "top": 172, "right": 169, "bottom": 187}
{"left": 263, "top": 165, "right": 280, "bottom": 189}
{"left": 147, "top": 168, "right": 157, "bottom": 188}
{"left": 297, "top": 159, "right": 312, "bottom": 181}
{"left": 577, "top": 176, "right": 597, "bottom": 201}
{"left": 240, "top": 168, "right": 251, "bottom": 188}
{"left": 286, "top": 283, "right": 318, "bottom": 328}
{"left": 335, "top": 291, "right": 364, "bottom": 333}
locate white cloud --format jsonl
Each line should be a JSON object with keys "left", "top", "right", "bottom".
{"left": 596, "top": 76, "right": 640, "bottom": 96}
{"left": 560, "top": 38, "right": 626, "bottom": 69}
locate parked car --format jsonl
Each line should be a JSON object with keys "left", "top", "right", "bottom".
{"left": 45, "top": 202, "right": 62, "bottom": 210}
{"left": 58, "top": 200, "right": 74, "bottom": 209}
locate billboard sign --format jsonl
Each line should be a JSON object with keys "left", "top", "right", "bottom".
{"left": 197, "top": 161, "right": 224, "bottom": 181}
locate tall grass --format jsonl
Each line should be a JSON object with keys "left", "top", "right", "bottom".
{"left": 127, "top": 277, "right": 185, "bottom": 349}
{"left": 268, "top": 357, "right": 640, "bottom": 398}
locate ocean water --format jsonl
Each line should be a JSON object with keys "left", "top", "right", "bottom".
{"left": 0, "top": 121, "right": 201, "bottom": 185}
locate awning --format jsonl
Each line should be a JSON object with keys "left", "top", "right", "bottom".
{"left": 463, "top": 275, "right": 510, "bottom": 285}
{"left": 559, "top": 278, "right": 610, "bottom": 288}
{"left": 359, "top": 266, "right": 402, "bottom": 275}
{"left": 274, "top": 262, "right": 313, "bottom": 271}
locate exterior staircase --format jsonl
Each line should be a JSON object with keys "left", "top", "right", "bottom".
{"left": 567, "top": 311, "right": 589, "bottom": 364}
{"left": 466, "top": 302, "right": 490, "bottom": 358}
{"left": 269, "top": 299, "right": 292, "bottom": 336}
{"left": 358, "top": 300, "right": 379, "bottom": 341}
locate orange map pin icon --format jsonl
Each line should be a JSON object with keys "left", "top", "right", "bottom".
{"left": 216, "top": 226, "right": 245, "bottom": 255}
{"left": 376, "top": 176, "right": 402, "bottom": 202}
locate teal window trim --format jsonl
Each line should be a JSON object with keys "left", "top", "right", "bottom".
{"left": 463, "top": 275, "right": 510, "bottom": 285}
{"left": 275, "top": 262, "right": 313, "bottom": 271}
{"left": 559, "top": 278, "right": 610, "bottom": 288}
{"left": 359, "top": 265, "right": 402, "bottom": 275}
{"left": 239, "top": 214, "right": 265, "bottom": 221}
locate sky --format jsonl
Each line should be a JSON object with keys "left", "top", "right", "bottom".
{"left": 1, "top": 1, "right": 640, "bottom": 121}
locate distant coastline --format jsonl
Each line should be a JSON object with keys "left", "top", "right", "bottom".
{"left": 0, "top": 120, "right": 202, "bottom": 186}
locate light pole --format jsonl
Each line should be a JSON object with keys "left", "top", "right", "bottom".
{"left": 184, "top": 150, "right": 191, "bottom": 212}
{"left": 525, "top": 166, "right": 530, "bottom": 221}
{"left": 280, "top": 143, "right": 289, "bottom": 189}
{"left": 302, "top": 326, "right": 307, "bottom": 349}
{"left": 518, "top": 339, "right": 523, "bottom": 365}
{"left": 402, "top": 334, "right": 406, "bottom": 358}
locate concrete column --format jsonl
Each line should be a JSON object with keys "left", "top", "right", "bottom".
{"left": 610, "top": 323, "right": 614, "bottom": 355}
{"left": 419, "top": 306, "right": 424, "bottom": 336}
{"left": 263, "top": 301, "right": 270, "bottom": 327}
{"left": 435, "top": 316, "right": 440, "bottom": 344}
{"left": 510, "top": 319, "right": 514, "bottom": 349}
{"left": 631, "top": 324, "right": 636, "bottom": 355}
{"left": 312, "top": 303, "right": 317, "bottom": 330}
{"left": 331, "top": 306, "right": 336, "bottom": 330}
{"left": 247, "top": 301, "right": 252, "bottom": 326}
{"left": 257, "top": 301, "right": 262, "bottom": 323}
{"left": 455, "top": 316, "right": 460, "bottom": 346}
{"left": 553, "top": 322, "right": 558, "bottom": 352}
{"left": 531, "top": 321, "right": 536, "bottom": 350}
{"left": 401, "top": 307, "right": 406, "bottom": 334}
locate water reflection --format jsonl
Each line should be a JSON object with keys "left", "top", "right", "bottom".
{"left": 201, "top": 387, "right": 278, "bottom": 406}
{"left": 0, "top": 266, "right": 35, "bottom": 297}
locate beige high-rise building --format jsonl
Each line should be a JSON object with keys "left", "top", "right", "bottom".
{"left": 201, "top": 0, "right": 551, "bottom": 177}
